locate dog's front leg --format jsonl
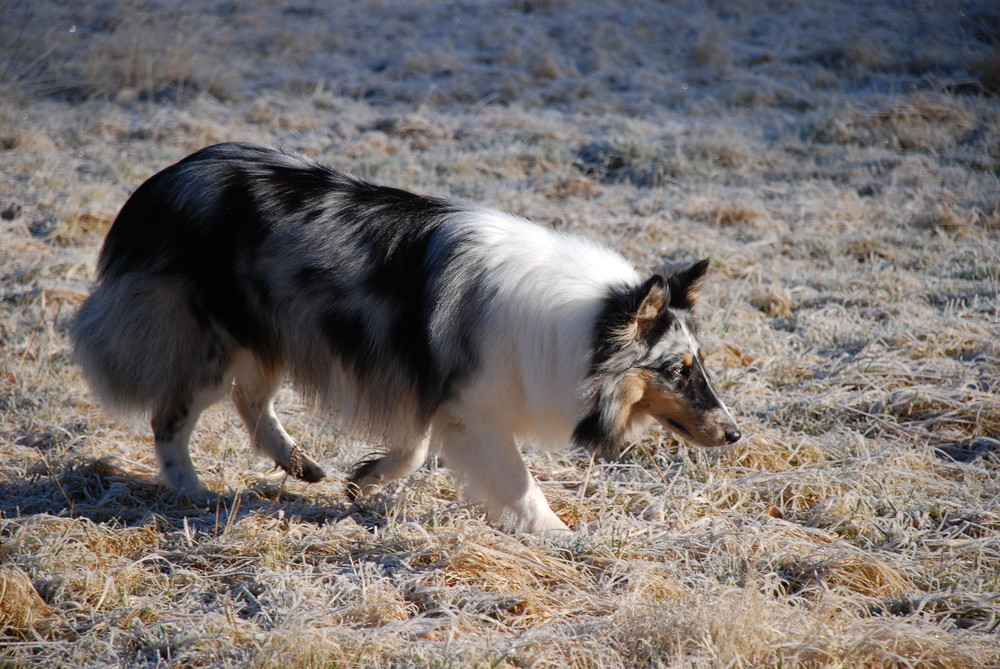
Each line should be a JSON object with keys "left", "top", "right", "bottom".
{"left": 230, "top": 357, "right": 326, "bottom": 484}
{"left": 346, "top": 431, "right": 432, "bottom": 500}
{"left": 441, "top": 426, "right": 569, "bottom": 535}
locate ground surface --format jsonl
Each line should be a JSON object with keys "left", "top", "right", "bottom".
{"left": 1, "top": 1, "right": 999, "bottom": 667}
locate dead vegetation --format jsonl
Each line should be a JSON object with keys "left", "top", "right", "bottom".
{"left": 2, "top": 0, "right": 999, "bottom": 667}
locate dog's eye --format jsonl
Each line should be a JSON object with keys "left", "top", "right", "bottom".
{"left": 663, "top": 363, "right": 684, "bottom": 377}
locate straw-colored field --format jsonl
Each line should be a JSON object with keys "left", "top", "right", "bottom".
{"left": 2, "top": 1, "right": 998, "bottom": 666}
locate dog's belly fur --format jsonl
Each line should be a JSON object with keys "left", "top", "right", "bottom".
{"left": 71, "top": 142, "right": 654, "bottom": 534}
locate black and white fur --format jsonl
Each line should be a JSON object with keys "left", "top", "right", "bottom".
{"left": 71, "top": 142, "right": 740, "bottom": 534}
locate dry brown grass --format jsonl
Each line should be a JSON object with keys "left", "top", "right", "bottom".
{"left": 2, "top": 1, "right": 999, "bottom": 667}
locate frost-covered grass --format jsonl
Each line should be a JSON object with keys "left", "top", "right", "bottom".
{"left": 2, "top": 1, "right": 999, "bottom": 666}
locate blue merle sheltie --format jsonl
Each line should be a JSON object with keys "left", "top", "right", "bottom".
{"left": 71, "top": 142, "right": 741, "bottom": 534}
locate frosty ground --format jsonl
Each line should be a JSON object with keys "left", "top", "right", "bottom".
{"left": 1, "top": 1, "right": 999, "bottom": 666}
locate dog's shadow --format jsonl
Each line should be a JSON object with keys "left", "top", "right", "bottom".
{"left": 0, "top": 455, "right": 388, "bottom": 535}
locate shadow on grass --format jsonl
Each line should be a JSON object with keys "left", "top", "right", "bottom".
{"left": 0, "top": 455, "right": 387, "bottom": 534}
{"left": 933, "top": 437, "right": 1000, "bottom": 464}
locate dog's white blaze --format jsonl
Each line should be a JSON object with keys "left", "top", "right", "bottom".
{"left": 679, "top": 319, "right": 736, "bottom": 421}
{"left": 678, "top": 319, "right": 699, "bottom": 356}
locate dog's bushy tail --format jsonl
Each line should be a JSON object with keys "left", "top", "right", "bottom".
{"left": 70, "top": 275, "right": 221, "bottom": 417}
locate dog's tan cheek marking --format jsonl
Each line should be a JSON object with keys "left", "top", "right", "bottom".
{"left": 616, "top": 369, "right": 652, "bottom": 433}
{"left": 623, "top": 370, "right": 723, "bottom": 446}
{"left": 640, "top": 385, "right": 691, "bottom": 425}
{"left": 637, "top": 376, "right": 721, "bottom": 444}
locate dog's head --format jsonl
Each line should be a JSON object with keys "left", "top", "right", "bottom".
{"left": 574, "top": 259, "right": 741, "bottom": 458}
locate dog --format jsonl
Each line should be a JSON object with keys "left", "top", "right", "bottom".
{"left": 71, "top": 142, "right": 741, "bottom": 534}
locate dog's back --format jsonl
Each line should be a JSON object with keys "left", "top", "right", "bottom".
{"left": 75, "top": 144, "right": 473, "bottom": 428}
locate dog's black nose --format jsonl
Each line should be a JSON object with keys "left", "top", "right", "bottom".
{"left": 724, "top": 428, "right": 742, "bottom": 444}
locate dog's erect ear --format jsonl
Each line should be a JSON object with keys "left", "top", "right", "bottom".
{"left": 666, "top": 258, "right": 709, "bottom": 310}
{"left": 626, "top": 274, "right": 667, "bottom": 340}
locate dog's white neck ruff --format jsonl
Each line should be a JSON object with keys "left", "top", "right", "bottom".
{"left": 448, "top": 208, "right": 641, "bottom": 446}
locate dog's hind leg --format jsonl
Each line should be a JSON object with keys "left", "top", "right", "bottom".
{"left": 152, "top": 388, "right": 222, "bottom": 498}
{"left": 440, "top": 425, "right": 569, "bottom": 536}
{"left": 347, "top": 431, "right": 431, "bottom": 500}
{"left": 230, "top": 355, "right": 326, "bottom": 483}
